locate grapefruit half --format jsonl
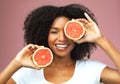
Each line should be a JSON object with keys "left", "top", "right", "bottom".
{"left": 32, "top": 47, "right": 53, "bottom": 67}
{"left": 64, "top": 19, "right": 85, "bottom": 40}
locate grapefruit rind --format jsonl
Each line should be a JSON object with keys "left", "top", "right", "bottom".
{"left": 64, "top": 19, "right": 85, "bottom": 40}
{"left": 32, "top": 47, "right": 53, "bottom": 68}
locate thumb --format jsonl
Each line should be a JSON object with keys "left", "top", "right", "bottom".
{"left": 74, "top": 37, "right": 86, "bottom": 44}
{"left": 31, "top": 65, "right": 42, "bottom": 70}
{"left": 29, "top": 62, "right": 42, "bottom": 70}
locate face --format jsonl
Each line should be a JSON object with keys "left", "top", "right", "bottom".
{"left": 48, "top": 16, "right": 75, "bottom": 57}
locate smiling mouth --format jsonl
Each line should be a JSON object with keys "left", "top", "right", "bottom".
{"left": 55, "top": 44, "right": 69, "bottom": 50}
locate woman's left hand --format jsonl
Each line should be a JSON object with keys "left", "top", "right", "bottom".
{"left": 74, "top": 13, "right": 102, "bottom": 44}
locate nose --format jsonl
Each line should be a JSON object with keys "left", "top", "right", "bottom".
{"left": 58, "top": 31, "right": 68, "bottom": 42}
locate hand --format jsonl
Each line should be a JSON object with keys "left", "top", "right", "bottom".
{"left": 74, "top": 13, "right": 102, "bottom": 44}
{"left": 14, "top": 44, "right": 41, "bottom": 69}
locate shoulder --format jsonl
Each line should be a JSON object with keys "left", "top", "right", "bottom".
{"left": 12, "top": 67, "right": 43, "bottom": 77}
{"left": 76, "top": 59, "right": 107, "bottom": 75}
{"left": 101, "top": 66, "right": 120, "bottom": 83}
{"left": 12, "top": 68, "right": 43, "bottom": 83}
{"left": 72, "top": 60, "right": 107, "bottom": 83}
{"left": 76, "top": 59, "right": 107, "bottom": 68}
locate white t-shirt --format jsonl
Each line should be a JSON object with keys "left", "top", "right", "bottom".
{"left": 12, "top": 60, "right": 107, "bottom": 84}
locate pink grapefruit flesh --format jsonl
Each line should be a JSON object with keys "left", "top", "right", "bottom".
{"left": 32, "top": 47, "right": 53, "bottom": 67}
{"left": 64, "top": 19, "right": 85, "bottom": 40}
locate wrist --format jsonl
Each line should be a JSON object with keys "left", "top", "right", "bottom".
{"left": 11, "top": 59, "right": 23, "bottom": 69}
{"left": 0, "top": 59, "right": 22, "bottom": 83}
{"left": 94, "top": 35, "right": 106, "bottom": 45}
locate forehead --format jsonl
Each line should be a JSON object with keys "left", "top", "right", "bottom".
{"left": 51, "top": 16, "right": 70, "bottom": 28}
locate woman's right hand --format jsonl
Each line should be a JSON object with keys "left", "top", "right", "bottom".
{"left": 0, "top": 44, "right": 42, "bottom": 84}
{"left": 14, "top": 44, "right": 41, "bottom": 69}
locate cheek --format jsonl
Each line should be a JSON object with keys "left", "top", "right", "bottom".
{"left": 48, "top": 34, "right": 56, "bottom": 46}
{"left": 48, "top": 34, "right": 54, "bottom": 41}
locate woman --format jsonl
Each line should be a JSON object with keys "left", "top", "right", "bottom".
{"left": 0, "top": 4, "right": 120, "bottom": 84}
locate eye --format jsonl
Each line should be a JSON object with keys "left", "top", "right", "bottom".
{"left": 50, "top": 31, "right": 58, "bottom": 34}
{"left": 50, "top": 27, "right": 58, "bottom": 34}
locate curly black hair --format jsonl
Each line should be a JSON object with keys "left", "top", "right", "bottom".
{"left": 24, "top": 4, "right": 97, "bottom": 60}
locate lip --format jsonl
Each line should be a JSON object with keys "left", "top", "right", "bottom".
{"left": 55, "top": 44, "right": 69, "bottom": 50}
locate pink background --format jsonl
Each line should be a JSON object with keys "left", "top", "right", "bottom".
{"left": 0, "top": 0, "right": 120, "bottom": 71}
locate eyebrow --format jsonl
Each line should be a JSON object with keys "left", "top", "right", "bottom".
{"left": 50, "top": 27, "right": 58, "bottom": 30}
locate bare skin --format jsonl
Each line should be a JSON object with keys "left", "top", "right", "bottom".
{"left": 0, "top": 13, "right": 120, "bottom": 84}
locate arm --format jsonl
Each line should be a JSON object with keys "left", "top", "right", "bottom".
{"left": 95, "top": 36, "right": 120, "bottom": 70}
{"left": 0, "top": 60, "right": 21, "bottom": 84}
{"left": 75, "top": 13, "right": 120, "bottom": 83}
{"left": 0, "top": 44, "right": 41, "bottom": 84}
{"left": 95, "top": 36, "right": 120, "bottom": 84}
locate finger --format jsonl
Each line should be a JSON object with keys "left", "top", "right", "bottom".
{"left": 27, "top": 54, "right": 39, "bottom": 69}
{"left": 76, "top": 18, "right": 88, "bottom": 24}
{"left": 31, "top": 63, "right": 42, "bottom": 70}
{"left": 28, "top": 44, "right": 42, "bottom": 52}
{"left": 33, "top": 44, "right": 43, "bottom": 48}
{"left": 28, "top": 45, "right": 37, "bottom": 53}
{"left": 84, "top": 13, "right": 93, "bottom": 22}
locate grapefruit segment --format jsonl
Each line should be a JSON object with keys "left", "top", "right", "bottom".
{"left": 32, "top": 47, "right": 53, "bottom": 67}
{"left": 64, "top": 19, "right": 85, "bottom": 40}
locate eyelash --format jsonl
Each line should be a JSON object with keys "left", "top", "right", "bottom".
{"left": 50, "top": 31, "right": 58, "bottom": 34}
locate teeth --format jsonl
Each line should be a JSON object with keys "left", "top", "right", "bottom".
{"left": 56, "top": 44, "right": 68, "bottom": 48}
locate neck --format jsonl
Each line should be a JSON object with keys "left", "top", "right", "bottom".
{"left": 50, "top": 55, "right": 75, "bottom": 67}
